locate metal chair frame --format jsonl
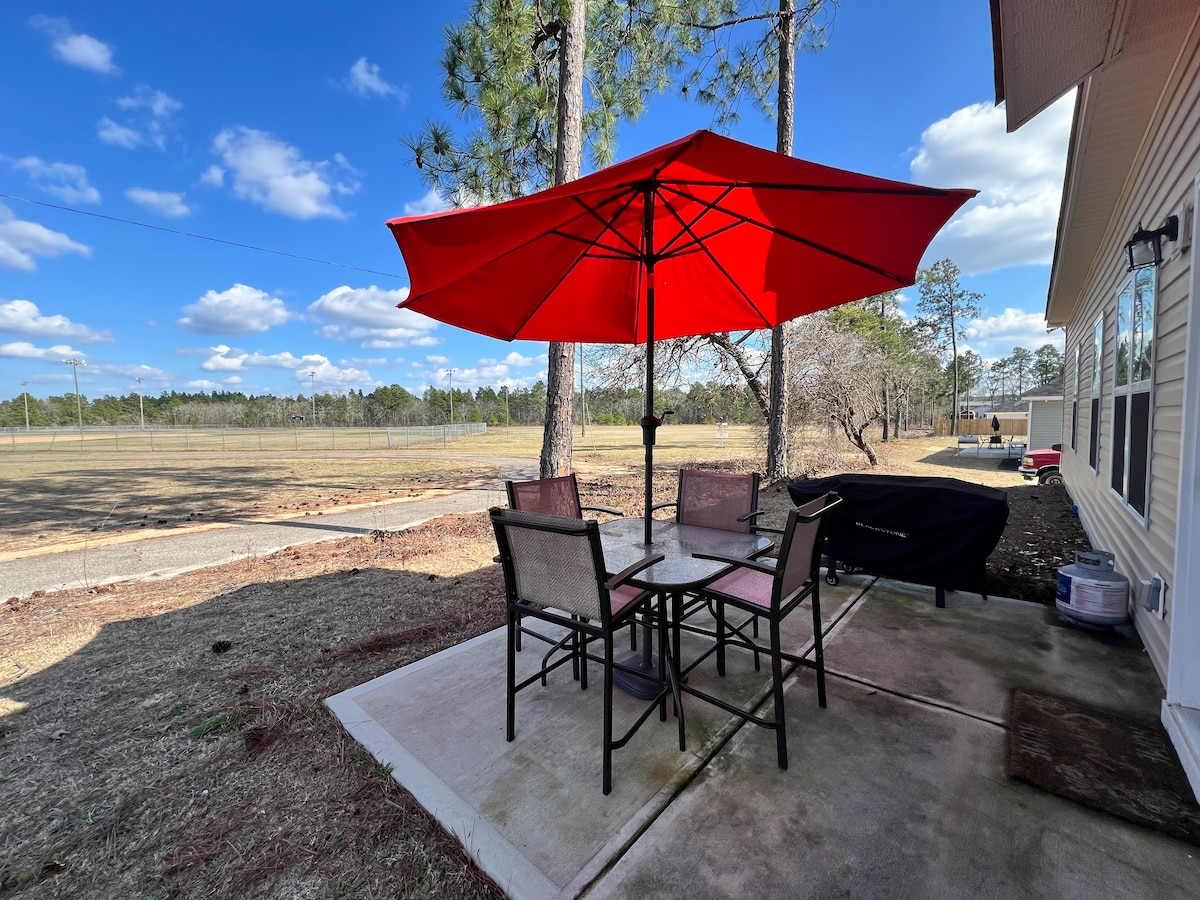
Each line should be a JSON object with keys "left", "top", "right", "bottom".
{"left": 490, "top": 507, "right": 684, "bottom": 794}
{"left": 686, "top": 492, "right": 842, "bottom": 770}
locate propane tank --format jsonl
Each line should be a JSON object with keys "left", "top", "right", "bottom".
{"left": 1055, "top": 550, "right": 1129, "bottom": 626}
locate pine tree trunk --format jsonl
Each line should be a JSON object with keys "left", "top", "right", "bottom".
{"left": 539, "top": 0, "right": 586, "bottom": 478}
{"left": 766, "top": 0, "right": 795, "bottom": 482}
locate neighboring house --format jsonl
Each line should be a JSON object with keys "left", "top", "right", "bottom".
{"left": 1021, "top": 377, "right": 1064, "bottom": 450}
{"left": 991, "top": 2, "right": 1200, "bottom": 799}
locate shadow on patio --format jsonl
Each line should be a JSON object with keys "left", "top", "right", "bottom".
{"left": 327, "top": 576, "right": 1199, "bottom": 899}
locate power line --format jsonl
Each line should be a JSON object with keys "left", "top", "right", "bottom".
{"left": 0, "top": 192, "right": 405, "bottom": 280}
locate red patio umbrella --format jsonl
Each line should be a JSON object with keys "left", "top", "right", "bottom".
{"left": 388, "top": 130, "right": 976, "bottom": 544}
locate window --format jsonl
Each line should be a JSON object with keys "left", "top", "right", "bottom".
{"left": 1071, "top": 343, "right": 1080, "bottom": 450}
{"left": 1111, "top": 269, "right": 1154, "bottom": 517}
{"left": 1088, "top": 316, "right": 1102, "bottom": 470}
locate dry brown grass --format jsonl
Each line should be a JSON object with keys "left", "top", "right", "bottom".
{"left": 1, "top": 431, "right": 1049, "bottom": 898}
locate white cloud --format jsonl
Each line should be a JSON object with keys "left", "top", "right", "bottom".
{"left": 960, "top": 307, "right": 1064, "bottom": 359}
{"left": 345, "top": 57, "right": 406, "bottom": 101}
{"left": 31, "top": 16, "right": 117, "bottom": 75}
{"left": 409, "top": 335, "right": 441, "bottom": 347}
{"left": 211, "top": 127, "right": 357, "bottom": 220}
{"left": 117, "top": 85, "right": 182, "bottom": 119}
{"left": 199, "top": 165, "right": 225, "bottom": 188}
{"left": 199, "top": 344, "right": 322, "bottom": 372}
{"left": 178, "top": 284, "right": 292, "bottom": 335}
{"left": 308, "top": 284, "right": 444, "bottom": 348}
{"left": 185, "top": 379, "right": 223, "bottom": 391}
{"left": 11, "top": 157, "right": 100, "bottom": 204}
{"left": 0, "top": 299, "right": 112, "bottom": 342}
{"left": 0, "top": 341, "right": 87, "bottom": 361}
{"left": 126, "top": 188, "right": 190, "bottom": 217}
{"left": 0, "top": 203, "right": 92, "bottom": 272}
{"left": 402, "top": 188, "right": 450, "bottom": 217}
{"left": 910, "top": 95, "right": 1073, "bottom": 275}
{"left": 425, "top": 355, "right": 450, "bottom": 367}
{"left": 97, "top": 117, "right": 141, "bottom": 148}
{"left": 105, "top": 362, "right": 170, "bottom": 381}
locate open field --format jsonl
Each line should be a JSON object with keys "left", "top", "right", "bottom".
{"left": 0, "top": 430, "right": 1077, "bottom": 898}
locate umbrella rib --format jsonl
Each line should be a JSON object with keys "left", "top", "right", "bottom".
{"left": 656, "top": 183, "right": 911, "bottom": 283}
{"left": 656, "top": 179, "right": 960, "bottom": 198}
{"left": 654, "top": 184, "right": 737, "bottom": 258}
{"left": 568, "top": 192, "right": 645, "bottom": 259}
{"left": 549, "top": 229, "right": 641, "bottom": 261}
{"left": 655, "top": 195, "right": 773, "bottom": 330}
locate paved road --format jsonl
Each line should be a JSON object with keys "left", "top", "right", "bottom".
{"left": 1, "top": 459, "right": 539, "bottom": 599}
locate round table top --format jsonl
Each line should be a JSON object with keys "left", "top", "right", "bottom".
{"left": 599, "top": 518, "right": 773, "bottom": 590}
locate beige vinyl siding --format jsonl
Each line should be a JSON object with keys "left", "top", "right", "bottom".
{"left": 1059, "top": 37, "right": 1199, "bottom": 681}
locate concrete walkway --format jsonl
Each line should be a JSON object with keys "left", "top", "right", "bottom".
{"left": 328, "top": 578, "right": 1198, "bottom": 900}
{"left": 0, "top": 458, "right": 533, "bottom": 597}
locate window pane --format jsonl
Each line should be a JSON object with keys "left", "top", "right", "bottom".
{"left": 1092, "top": 318, "right": 1102, "bottom": 392}
{"left": 1116, "top": 279, "right": 1132, "bottom": 388}
{"left": 1111, "top": 395, "right": 1127, "bottom": 494}
{"left": 1133, "top": 268, "right": 1155, "bottom": 383}
{"left": 1089, "top": 398, "right": 1100, "bottom": 469}
{"left": 1071, "top": 400, "right": 1078, "bottom": 449}
{"left": 1129, "top": 391, "right": 1150, "bottom": 515}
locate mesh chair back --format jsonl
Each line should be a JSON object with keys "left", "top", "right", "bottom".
{"left": 775, "top": 494, "right": 835, "bottom": 603}
{"left": 492, "top": 508, "right": 606, "bottom": 622}
{"left": 676, "top": 470, "right": 759, "bottom": 532}
{"left": 506, "top": 474, "right": 584, "bottom": 519}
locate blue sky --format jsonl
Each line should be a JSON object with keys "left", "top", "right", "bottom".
{"left": 1, "top": 1, "right": 1071, "bottom": 403}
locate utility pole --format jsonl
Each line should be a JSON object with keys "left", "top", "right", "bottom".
{"left": 62, "top": 358, "right": 85, "bottom": 437}
{"left": 19, "top": 380, "right": 30, "bottom": 430}
{"left": 308, "top": 371, "right": 317, "bottom": 425}
{"left": 134, "top": 376, "right": 145, "bottom": 428}
{"left": 445, "top": 368, "right": 457, "bottom": 424}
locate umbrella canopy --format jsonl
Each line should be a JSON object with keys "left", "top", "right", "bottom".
{"left": 387, "top": 130, "right": 977, "bottom": 544}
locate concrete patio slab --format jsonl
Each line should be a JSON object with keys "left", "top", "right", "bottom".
{"left": 326, "top": 578, "right": 1197, "bottom": 899}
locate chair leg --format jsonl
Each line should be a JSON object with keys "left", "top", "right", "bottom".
{"left": 603, "top": 636, "right": 614, "bottom": 796}
{"left": 716, "top": 598, "right": 726, "bottom": 677}
{"left": 771, "top": 618, "right": 787, "bottom": 770}
{"left": 515, "top": 610, "right": 523, "bottom": 652}
{"left": 658, "top": 598, "right": 686, "bottom": 750}
{"left": 506, "top": 606, "right": 517, "bottom": 742}
{"left": 810, "top": 586, "right": 827, "bottom": 709}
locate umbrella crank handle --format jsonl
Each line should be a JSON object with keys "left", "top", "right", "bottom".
{"left": 639, "top": 409, "right": 673, "bottom": 447}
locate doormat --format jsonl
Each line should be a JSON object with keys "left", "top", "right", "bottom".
{"left": 1008, "top": 690, "right": 1200, "bottom": 846}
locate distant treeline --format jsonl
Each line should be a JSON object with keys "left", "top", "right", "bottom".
{"left": 0, "top": 382, "right": 765, "bottom": 429}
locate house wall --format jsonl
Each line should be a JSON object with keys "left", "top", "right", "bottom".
{"left": 1028, "top": 400, "right": 1064, "bottom": 449}
{"left": 1059, "top": 39, "right": 1200, "bottom": 681}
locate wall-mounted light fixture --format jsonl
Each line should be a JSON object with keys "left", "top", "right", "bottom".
{"left": 1125, "top": 215, "right": 1179, "bottom": 270}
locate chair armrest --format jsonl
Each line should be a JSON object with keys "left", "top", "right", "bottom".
{"left": 736, "top": 509, "right": 764, "bottom": 523}
{"left": 795, "top": 493, "right": 843, "bottom": 522}
{"left": 752, "top": 524, "right": 783, "bottom": 535}
{"left": 650, "top": 501, "right": 677, "bottom": 513}
{"left": 605, "top": 553, "right": 666, "bottom": 590}
{"left": 580, "top": 504, "right": 623, "bottom": 517}
{"left": 691, "top": 552, "right": 777, "bottom": 576}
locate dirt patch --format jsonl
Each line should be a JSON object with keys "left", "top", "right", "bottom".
{"left": 0, "top": 435, "right": 1090, "bottom": 897}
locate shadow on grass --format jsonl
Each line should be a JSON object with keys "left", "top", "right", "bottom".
{"left": 0, "top": 555, "right": 506, "bottom": 899}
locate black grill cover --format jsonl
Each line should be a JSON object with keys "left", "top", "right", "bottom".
{"left": 787, "top": 474, "right": 1008, "bottom": 592}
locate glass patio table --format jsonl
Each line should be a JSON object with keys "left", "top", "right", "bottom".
{"left": 599, "top": 518, "right": 774, "bottom": 698}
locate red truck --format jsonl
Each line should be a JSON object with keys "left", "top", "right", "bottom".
{"left": 1019, "top": 445, "right": 1063, "bottom": 484}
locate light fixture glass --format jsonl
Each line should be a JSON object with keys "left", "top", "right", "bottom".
{"left": 1125, "top": 215, "right": 1179, "bottom": 271}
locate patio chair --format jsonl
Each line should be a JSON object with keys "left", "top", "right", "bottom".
{"left": 490, "top": 507, "right": 684, "bottom": 794}
{"left": 653, "top": 469, "right": 770, "bottom": 655}
{"left": 688, "top": 492, "right": 842, "bottom": 770}
{"left": 505, "top": 474, "right": 624, "bottom": 653}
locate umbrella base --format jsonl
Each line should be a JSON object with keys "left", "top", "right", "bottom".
{"left": 613, "top": 650, "right": 662, "bottom": 700}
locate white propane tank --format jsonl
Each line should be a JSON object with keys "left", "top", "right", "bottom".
{"left": 1055, "top": 550, "right": 1129, "bottom": 626}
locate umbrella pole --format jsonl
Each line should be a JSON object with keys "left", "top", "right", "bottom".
{"left": 641, "top": 185, "right": 656, "bottom": 547}
{"left": 643, "top": 282, "right": 655, "bottom": 546}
